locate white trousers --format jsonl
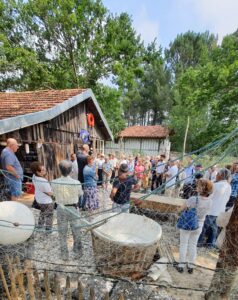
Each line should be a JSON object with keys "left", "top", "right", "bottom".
{"left": 179, "top": 227, "right": 202, "bottom": 268}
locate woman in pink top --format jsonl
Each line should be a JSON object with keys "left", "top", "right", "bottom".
{"left": 134, "top": 158, "right": 145, "bottom": 186}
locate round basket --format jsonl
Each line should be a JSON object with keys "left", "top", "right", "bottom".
{"left": 91, "top": 213, "right": 162, "bottom": 277}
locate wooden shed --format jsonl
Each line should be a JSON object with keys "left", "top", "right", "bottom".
{"left": 0, "top": 89, "right": 113, "bottom": 179}
{"left": 105, "top": 125, "right": 170, "bottom": 157}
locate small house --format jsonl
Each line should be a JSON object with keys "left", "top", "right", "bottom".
{"left": 0, "top": 89, "right": 113, "bottom": 179}
{"left": 105, "top": 125, "right": 170, "bottom": 157}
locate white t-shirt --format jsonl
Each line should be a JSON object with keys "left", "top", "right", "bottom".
{"left": 209, "top": 180, "right": 231, "bottom": 216}
{"left": 204, "top": 170, "right": 218, "bottom": 182}
{"left": 112, "top": 158, "right": 118, "bottom": 168}
{"left": 187, "top": 195, "right": 212, "bottom": 226}
{"left": 165, "top": 165, "right": 178, "bottom": 187}
{"left": 156, "top": 161, "right": 165, "bottom": 174}
{"left": 119, "top": 159, "right": 128, "bottom": 166}
{"left": 97, "top": 158, "right": 105, "bottom": 169}
{"left": 33, "top": 175, "right": 53, "bottom": 204}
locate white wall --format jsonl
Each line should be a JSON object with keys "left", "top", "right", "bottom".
{"left": 105, "top": 138, "right": 171, "bottom": 158}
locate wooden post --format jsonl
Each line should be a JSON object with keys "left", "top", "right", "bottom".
{"left": 16, "top": 270, "right": 26, "bottom": 300}
{"left": 44, "top": 270, "right": 51, "bottom": 300}
{"left": 77, "top": 280, "right": 84, "bottom": 300}
{"left": 183, "top": 116, "right": 190, "bottom": 157}
{"left": 25, "top": 260, "right": 35, "bottom": 300}
{"left": 54, "top": 274, "right": 61, "bottom": 300}
{"left": 33, "top": 269, "right": 43, "bottom": 300}
{"left": 89, "top": 286, "right": 95, "bottom": 300}
{"left": 5, "top": 255, "right": 18, "bottom": 300}
{"left": 15, "top": 257, "right": 26, "bottom": 300}
{"left": 0, "top": 265, "right": 12, "bottom": 300}
{"left": 205, "top": 199, "right": 238, "bottom": 300}
{"left": 103, "top": 291, "right": 110, "bottom": 300}
{"left": 118, "top": 294, "right": 125, "bottom": 300}
{"left": 66, "top": 276, "right": 71, "bottom": 300}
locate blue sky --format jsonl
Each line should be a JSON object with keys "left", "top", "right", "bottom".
{"left": 102, "top": 0, "right": 238, "bottom": 48}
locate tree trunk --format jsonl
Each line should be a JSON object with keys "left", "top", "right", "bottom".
{"left": 183, "top": 116, "right": 190, "bottom": 157}
{"left": 205, "top": 198, "right": 238, "bottom": 300}
{"left": 152, "top": 110, "right": 157, "bottom": 125}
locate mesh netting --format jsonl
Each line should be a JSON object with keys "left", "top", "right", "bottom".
{"left": 1, "top": 129, "right": 238, "bottom": 299}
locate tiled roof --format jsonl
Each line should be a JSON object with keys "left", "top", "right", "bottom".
{"left": 119, "top": 125, "right": 169, "bottom": 138}
{"left": 0, "top": 89, "right": 86, "bottom": 120}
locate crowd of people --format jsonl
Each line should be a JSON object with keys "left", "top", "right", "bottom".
{"left": 1, "top": 138, "right": 238, "bottom": 267}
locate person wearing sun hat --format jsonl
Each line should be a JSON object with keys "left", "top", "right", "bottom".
{"left": 110, "top": 163, "right": 140, "bottom": 212}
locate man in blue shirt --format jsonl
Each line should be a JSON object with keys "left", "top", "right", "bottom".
{"left": 182, "top": 157, "right": 195, "bottom": 199}
{"left": 110, "top": 163, "right": 140, "bottom": 212}
{"left": 1, "top": 138, "right": 23, "bottom": 200}
{"left": 226, "top": 163, "right": 238, "bottom": 209}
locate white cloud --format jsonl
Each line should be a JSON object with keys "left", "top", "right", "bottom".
{"left": 184, "top": 0, "right": 238, "bottom": 42}
{"left": 133, "top": 5, "right": 160, "bottom": 45}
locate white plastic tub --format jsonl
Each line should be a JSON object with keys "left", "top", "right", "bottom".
{"left": 91, "top": 213, "right": 162, "bottom": 277}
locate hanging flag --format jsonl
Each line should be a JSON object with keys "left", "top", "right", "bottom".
{"left": 80, "top": 129, "right": 90, "bottom": 144}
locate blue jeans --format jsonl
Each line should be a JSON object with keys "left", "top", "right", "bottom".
{"left": 5, "top": 177, "right": 22, "bottom": 197}
{"left": 226, "top": 196, "right": 236, "bottom": 209}
{"left": 79, "top": 194, "right": 86, "bottom": 208}
{"left": 112, "top": 202, "right": 130, "bottom": 213}
{"left": 198, "top": 215, "right": 218, "bottom": 247}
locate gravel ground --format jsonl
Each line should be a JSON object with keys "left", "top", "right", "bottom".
{"left": 2, "top": 187, "right": 238, "bottom": 299}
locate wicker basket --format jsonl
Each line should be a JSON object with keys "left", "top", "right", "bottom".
{"left": 91, "top": 213, "right": 162, "bottom": 277}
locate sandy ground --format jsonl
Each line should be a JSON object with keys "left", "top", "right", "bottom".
{"left": 15, "top": 189, "right": 237, "bottom": 299}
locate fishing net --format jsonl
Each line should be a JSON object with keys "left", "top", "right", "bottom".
{"left": 1, "top": 129, "right": 238, "bottom": 299}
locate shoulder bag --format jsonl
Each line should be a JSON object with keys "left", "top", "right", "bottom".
{"left": 177, "top": 196, "right": 199, "bottom": 230}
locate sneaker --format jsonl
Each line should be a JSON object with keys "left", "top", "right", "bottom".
{"left": 187, "top": 267, "right": 194, "bottom": 274}
{"left": 61, "top": 256, "right": 69, "bottom": 261}
{"left": 73, "top": 245, "right": 83, "bottom": 256}
{"left": 61, "top": 252, "right": 69, "bottom": 261}
{"left": 175, "top": 266, "right": 184, "bottom": 273}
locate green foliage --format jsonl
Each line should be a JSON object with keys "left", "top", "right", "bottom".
{"left": 0, "top": 0, "right": 144, "bottom": 135}
{"left": 168, "top": 30, "right": 238, "bottom": 151}
{"left": 21, "top": 0, "right": 144, "bottom": 89}
{"left": 122, "top": 42, "right": 173, "bottom": 126}
{"left": 94, "top": 84, "right": 125, "bottom": 136}
{"left": 165, "top": 31, "right": 217, "bottom": 78}
{"left": 1, "top": 1, "right": 238, "bottom": 152}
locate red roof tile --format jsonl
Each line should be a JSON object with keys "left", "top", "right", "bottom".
{"left": 119, "top": 125, "right": 169, "bottom": 138}
{"left": 0, "top": 89, "right": 86, "bottom": 120}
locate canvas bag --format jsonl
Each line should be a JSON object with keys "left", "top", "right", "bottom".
{"left": 177, "top": 196, "right": 199, "bottom": 230}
